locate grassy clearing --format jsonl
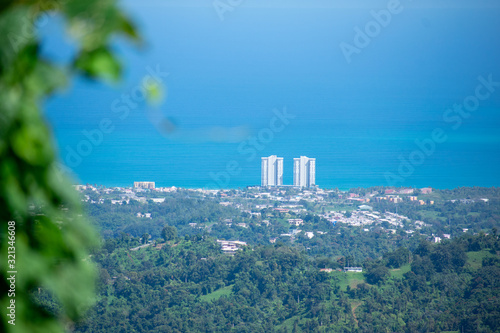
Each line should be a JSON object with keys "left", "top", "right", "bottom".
{"left": 418, "top": 192, "right": 442, "bottom": 203}
{"left": 467, "top": 250, "right": 497, "bottom": 270}
{"left": 331, "top": 271, "right": 366, "bottom": 291}
{"left": 199, "top": 285, "right": 234, "bottom": 302}
{"left": 390, "top": 264, "right": 411, "bottom": 279}
{"left": 417, "top": 210, "right": 446, "bottom": 222}
{"left": 277, "top": 315, "right": 300, "bottom": 331}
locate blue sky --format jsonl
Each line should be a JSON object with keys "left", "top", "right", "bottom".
{"left": 43, "top": 0, "right": 500, "bottom": 188}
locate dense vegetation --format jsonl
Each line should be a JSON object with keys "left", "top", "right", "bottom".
{"left": 29, "top": 187, "right": 499, "bottom": 332}
{"left": 83, "top": 195, "right": 412, "bottom": 264}
{"left": 84, "top": 196, "right": 240, "bottom": 239}
{"left": 82, "top": 187, "right": 500, "bottom": 264}
{"left": 57, "top": 232, "right": 499, "bottom": 333}
{"left": 370, "top": 188, "right": 500, "bottom": 236}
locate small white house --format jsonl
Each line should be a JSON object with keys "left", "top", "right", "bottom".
{"left": 344, "top": 267, "right": 363, "bottom": 273}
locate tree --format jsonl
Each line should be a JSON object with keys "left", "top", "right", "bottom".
{"left": 162, "top": 225, "right": 178, "bottom": 242}
{"left": 0, "top": 0, "right": 140, "bottom": 332}
{"left": 385, "top": 247, "right": 410, "bottom": 268}
{"left": 366, "top": 263, "right": 389, "bottom": 284}
{"left": 431, "top": 242, "right": 466, "bottom": 272}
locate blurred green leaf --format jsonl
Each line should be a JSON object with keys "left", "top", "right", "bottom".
{"left": 0, "top": 5, "right": 34, "bottom": 70}
{"left": 0, "top": 0, "right": 140, "bottom": 332}
{"left": 11, "top": 120, "right": 53, "bottom": 166}
{"left": 118, "top": 14, "right": 142, "bottom": 43}
{"left": 74, "top": 47, "right": 122, "bottom": 82}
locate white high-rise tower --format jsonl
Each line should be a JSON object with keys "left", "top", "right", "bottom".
{"left": 261, "top": 155, "right": 283, "bottom": 186}
{"left": 293, "top": 156, "right": 316, "bottom": 187}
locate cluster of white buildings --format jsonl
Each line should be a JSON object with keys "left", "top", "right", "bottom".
{"left": 261, "top": 155, "right": 316, "bottom": 188}
{"left": 288, "top": 218, "right": 304, "bottom": 226}
{"left": 216, "top": 240, "right": 247, "bottom": 254}
{"left": 320, "top": 210, "right": 410, "bottom": 228}
{"left": 134, "top": 181, "right": 155, "bottom": 189}
{"left": 344, "top": 267, "right": 363, "bottom": 273}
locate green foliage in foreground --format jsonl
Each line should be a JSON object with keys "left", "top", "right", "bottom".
{"left": 0, "top": 0, "right": 140, "bottom": 331}
{"left": 55, "top": 232, "right": 500, "bottom": 333}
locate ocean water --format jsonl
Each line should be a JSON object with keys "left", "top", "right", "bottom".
{"left": 41, "top": 2, "right": 500, "bottom": 189}
{"left": 48, "top": 109, "right": 500, "bottom": 190}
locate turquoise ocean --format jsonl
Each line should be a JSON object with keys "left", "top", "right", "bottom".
{"left": 41, "top": 1, "right": 500, "bottom": 189}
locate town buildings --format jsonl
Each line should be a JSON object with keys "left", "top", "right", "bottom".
{"left": 134, "top": 181, "right": 155, "bottom": 189}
